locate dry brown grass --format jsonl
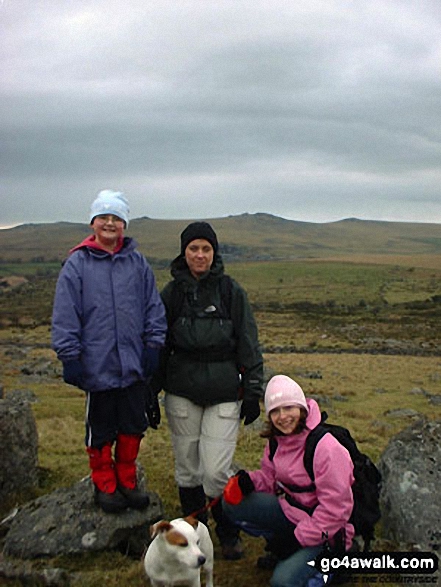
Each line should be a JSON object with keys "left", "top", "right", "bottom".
{"left": 2, "top": 342, "right": 440, "bottom": 586}
{"left": 322, "top": 253, "right": 441, "bottom": 271}
{"left": 1, "top": 250, "right": 440, "bottom": 586}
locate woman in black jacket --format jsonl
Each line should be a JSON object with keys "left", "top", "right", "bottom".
{"left": 157, "top": 221, "right": 263, "bottom": 559}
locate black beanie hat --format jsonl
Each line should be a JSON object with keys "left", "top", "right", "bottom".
{"left": 180, "top": 222, "right": 219, "bottom": 255}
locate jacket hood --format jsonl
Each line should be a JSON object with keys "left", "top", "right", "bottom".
{"left": 69, "top": 235, "right": 135, "bottom": 256}
{"left": 305, "top": 398, "right": 322, "bottom": 430}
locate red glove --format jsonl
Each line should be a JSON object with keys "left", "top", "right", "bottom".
{"left": 223, "top": 476, "right": 244, "bottom": 505}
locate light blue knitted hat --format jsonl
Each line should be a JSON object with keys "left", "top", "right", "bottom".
{"left": 89, "top": 190, "right": 130, "bottom": 227}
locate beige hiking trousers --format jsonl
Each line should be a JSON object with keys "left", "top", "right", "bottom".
{"left": 164, "top": 393, "right": 242, "bottom": 498}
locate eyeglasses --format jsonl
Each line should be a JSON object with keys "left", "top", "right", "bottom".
{"left": 94, "top": 214, "right": 124, "bottom": 224}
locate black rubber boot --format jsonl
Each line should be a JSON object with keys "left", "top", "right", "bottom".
{"left": 93, "top": 486, "right": 129, "bottom": 514}
{"left": 178, "top": 486, "right": 208, "bottom": 525}
{"left": 114, "top": 434, "right": 150, "bottom": 509}
{"left": 87, "top": 445, "right": 129, "bottom": 514}
{"left": 118, "top": 485, "right": 150, "bottom": 510}
{"left": 210, "top": 497, "right": 243, "bottom": 560}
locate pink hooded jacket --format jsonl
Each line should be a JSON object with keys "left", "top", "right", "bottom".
{"left": 248, "top": 398, "right": 355, "bottom": 549}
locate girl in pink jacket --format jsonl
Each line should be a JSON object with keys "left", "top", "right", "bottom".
{"left": 223, "top": 375, "right": 354, "bottom": 587}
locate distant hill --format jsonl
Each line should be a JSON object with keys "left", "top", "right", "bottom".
{"left": 1, "top": 213, "right": 441, "bottom": 265}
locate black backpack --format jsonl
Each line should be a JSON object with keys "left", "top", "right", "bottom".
{"left": 269, "top": 411, "right": 382, "bottom": 551}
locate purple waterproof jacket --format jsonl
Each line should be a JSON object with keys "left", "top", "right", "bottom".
{"left": 51, "top": 237, "right": 166, "bottom": 392}
{"left": 249, "top": 398, "right": 355, "bottom": 549}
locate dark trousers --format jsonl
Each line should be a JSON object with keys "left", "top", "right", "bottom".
{"left": 85, "top": 382, "right": 148, "bottom": 448}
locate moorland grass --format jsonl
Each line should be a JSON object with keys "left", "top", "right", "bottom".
{"left": 1, "top": 256, "right": 440, "bottom": 586}
{"left": 3, "top": 258, "right": 441, "bottom": 346}
{"left": 1, "top": 350, "right": 440, "bottom": 586}
{"left": 3, "top": 335, "right": 441, "bottom": 587}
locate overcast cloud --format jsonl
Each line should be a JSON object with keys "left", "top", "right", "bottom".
{"left": 1, "top": 0, "right": 441, "bottom": 227}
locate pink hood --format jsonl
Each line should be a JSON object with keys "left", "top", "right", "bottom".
{"left": 249, "top": 398, "right": 354, "bottom": 549}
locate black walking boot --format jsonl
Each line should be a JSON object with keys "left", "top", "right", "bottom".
{"left": 178, "top": 485, "right": 209, "bottom": 526}
{"left": 210, "top": 496, "right": 243, "bottom": 560}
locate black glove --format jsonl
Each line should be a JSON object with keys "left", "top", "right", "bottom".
{"left": 240, "top": 397, "right": 261, "bottom": 425}
{"left": 236, "top": 469, "right": 255, "bottom": 495}
{"left": 145, "top": 384, "right": 161, "bottom": 430}
{"left": 144, "top": 344, "right": 161, "bottom": 378}
{"left": 267, "top": 529, "right": 301, "bottom": 560}
{"left": 62, "top": 360, "right": 83, "bottom": 387}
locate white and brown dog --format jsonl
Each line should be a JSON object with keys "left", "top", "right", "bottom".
{"left": 143, "top": 516, "right": 214, "bottom": 587}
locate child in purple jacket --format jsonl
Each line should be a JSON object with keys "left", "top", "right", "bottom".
{"left": 52, "top": 190, "right": 167, "bottom": 514}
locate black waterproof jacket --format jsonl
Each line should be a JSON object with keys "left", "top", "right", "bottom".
{"left": 157, "top": 253, "right": 263, "bottom": 406}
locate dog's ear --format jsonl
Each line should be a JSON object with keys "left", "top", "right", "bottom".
{"left": 183, "top": 515, "right": 199, "bottom": 530}
{"left": 150, "top": 520, "right": 173, "bottom": 538}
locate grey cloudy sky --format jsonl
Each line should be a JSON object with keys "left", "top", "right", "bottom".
{"left": 1, "top": 0, "right": 441, "bottom": 228}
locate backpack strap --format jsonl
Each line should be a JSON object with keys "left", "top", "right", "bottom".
{"left": 269, "top": 437, "right": 278, "bottom": 461}
{"left": 303, "top": 412, "right": 330, "bottom": 481}
{"left": 166, "top": 281, "right": 185, "bottom": 327}
{"left": 218, "top": 274, "right": 233, "bottom": 319}
{"left": 269, "top": 436, "right": 316, "bottom": 495}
